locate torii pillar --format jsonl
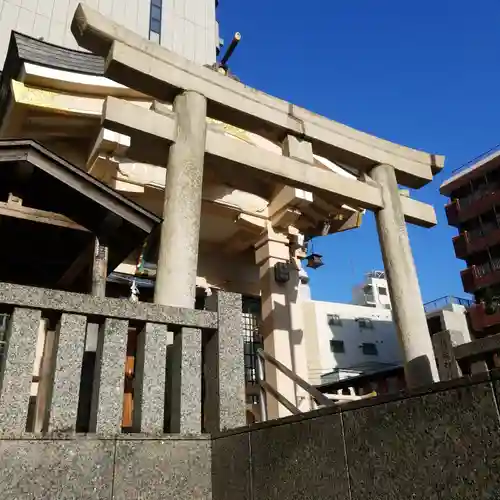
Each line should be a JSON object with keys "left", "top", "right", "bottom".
{"left": 155, "top": 90, "right": 207, "bottom": 308}
{"left": 370, "top": 163, "right": 439, "bottom": 388}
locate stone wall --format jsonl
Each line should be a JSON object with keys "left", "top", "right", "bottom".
{"left": 0, "top": 436, "right": 211, "bottom": 499}
{"left": 3, "top": 359, "right": 500, "bottom": 498}
{"left": 5, "top": 282, "right": 500, "bottom": 498}
{"left": 0, "top": 282, "right": 246, "bottom": 499}
{"left": 212, "top": 372, "right": 500, "bottom": 499}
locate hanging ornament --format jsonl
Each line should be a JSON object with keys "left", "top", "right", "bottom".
{"left": 130, "top": 279, "right": 140, "bottom": 303}
{"left": 304, "top": 237, "right": 324, "bottom": 269}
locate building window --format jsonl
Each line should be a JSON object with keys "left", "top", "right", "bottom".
{"left": 357, "top": 317, "right": 374, "bottom": 329}
{"left": 149, "top": 0, "right": 162, "bottom": 42}
{"left": 378, "top": 287, "right": 387, "bottom": 296}
{"left": 242, "top": 296, "right": 262, "bottom": 406}
{"left": 361, "top": 342, "right": 378, "bottom": 356}
{"left": 327, "top": 314, "right": 342, "bottom": 326}
{"left": 330, "top": 340, "right": 345, "bottom": 353}
{"left": 427, "top": 315, "right": 443, "bottom": 336}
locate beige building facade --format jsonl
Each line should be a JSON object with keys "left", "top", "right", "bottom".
{"left": 0, "top": 0, "right": 218, "bottom": 66}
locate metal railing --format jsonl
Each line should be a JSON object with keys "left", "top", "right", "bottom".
{"left": 472, "top": 222, "right": 498, "bottom": 241}
{"left": 459, "top": 189, "right": 486, "bottom": 208}
{"left": 455, "top": 183, "right": 500, "bottom": 214}
{"left": 256, "top": 349, "right": 375, "bottom": 420}
{"left": 471, "top": 257, "right": 500, "bottom": 282}
{"left": 451, "top": 143, "right": 500, "bottom": 175}
{"left": 423, "top": 296, "right": 473, "bottom": 314}
{"left": 242, "top": 312, "right": 261, "bottom": 399}
{"left": 467, "top": 227, "right": 484, "bottom": 242}
{"left": 315, "top": 365, "right": 406, "bottom": 397}
{"left": 476, "top": 262, "right": 491, "bottom": 278}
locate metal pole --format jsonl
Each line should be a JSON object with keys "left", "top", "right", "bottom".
{"left": 220, "top": 32, "right": 241, "bottom": 68}
{"left": 257, "top": 354, "right": 268, "bottom": 422}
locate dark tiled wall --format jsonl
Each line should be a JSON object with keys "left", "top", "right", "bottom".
{"left": 212, "top": 433, "right": 252, "bottom": 500}
{"left": 212, "top": 376, "right": 500, "bottom": 500}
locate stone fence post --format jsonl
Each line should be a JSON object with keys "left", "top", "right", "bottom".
{"left": 204, "top": 291, "right": 246, "bottom": 433}
{"left": 432, "top": 330, "right": 463, "bottom": 382}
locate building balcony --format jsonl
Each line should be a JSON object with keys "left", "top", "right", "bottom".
{"left": 453, "top": 232, "right": 468, "bottom": 259}
{"left": 445, "top": 187, "right": 500, "bottom": 226}
{"left": 445, "top": 199, "right": 460, "bottom": 226}
{"left": 453, "top": 226, "right": 500, "bottom": 259}
{"left": 461, "top": 261, "right": 500, "bottom": 293}
{"left": 468, "top": 303, "right": 500, "bottom": 331}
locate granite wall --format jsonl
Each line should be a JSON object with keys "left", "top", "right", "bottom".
{"left": 0, "top": 436, "right": 211, "bottom": 499}
{"left": 3, "top": 373, "right": 500, "bottom": 499}
{"left": 0, "top": 283, "right": 247, "bottom": 499}
{"left": 5, "top": 281, "right": 500, "bottom": 498}
{"left": 212, "top": 372, "right": 500, "bottom": 500}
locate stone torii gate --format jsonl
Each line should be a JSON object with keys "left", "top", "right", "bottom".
{"left": 72, "top": 3, "right": 442, "bottom": 392}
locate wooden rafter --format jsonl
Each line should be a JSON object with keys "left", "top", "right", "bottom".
{"left": 0, "top": 199, "right": 88, "bottom": 232}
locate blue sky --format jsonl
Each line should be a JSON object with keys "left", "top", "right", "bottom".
{"left": 218, "top": 1, "right": 500, "bottom": 304}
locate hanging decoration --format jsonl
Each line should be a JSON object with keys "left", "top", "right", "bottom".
{"left": 304, "top": 237, "right": 324, "bottom": 269}
{"left": 129, "top": 279, "right": 140, "bottom": 302}
{"left": 135, "top": 239, "right": 148, "bottom": 276}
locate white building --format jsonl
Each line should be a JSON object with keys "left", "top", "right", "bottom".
{"left": 352, "top": 270, "right": 392, "bottom": 309}
{"left": 0, "top": 0, "right": 219, "bottom": 66}
{"left": 424, "top": 296, "right": 473, "bottom": 344}
{"left": 303, "top": 271, "right": 401, "bottom": 386}
{"left": 304, "top": 269, "right": 475, "bottom": 389}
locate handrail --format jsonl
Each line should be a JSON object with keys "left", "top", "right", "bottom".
{"left": 316, "top": 365, "right": 404, "bottom": 395}
{"left": 259, "top": 380, "right": 300, "bottom": 415}
{"left": 257, "top": 349, "right": 335, "bottom": 407}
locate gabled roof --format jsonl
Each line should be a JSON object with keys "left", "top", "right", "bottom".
{"left": 0, "top": 32, "right": 106, "bottom": 131}
{"left": 0, "top": 139, "right": 160, "bottom": 289}
{"left": 5, "top": 31, "right": 104, "bottom": 76}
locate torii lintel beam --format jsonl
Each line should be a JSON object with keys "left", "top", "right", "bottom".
{"left": 101, "top": 97, "right": 437, "bottom": 228}
{"left": 71, "top": 3, "right": 444, "bottom": 189}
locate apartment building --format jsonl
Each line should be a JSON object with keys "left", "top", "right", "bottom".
{"left": 304, "top": 272, "right": 473, "bottom": 388}
{"left": 303, "top": 272, "right": 401, "bottom": 386}
{"left": 441, "top": 150, "right": 500, "bottom": 336}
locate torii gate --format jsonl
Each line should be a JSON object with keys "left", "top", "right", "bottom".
{"left": 71, "top": 3, "right": 442, "bottom": 398}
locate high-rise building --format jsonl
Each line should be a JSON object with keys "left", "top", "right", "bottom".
{"left": 0, "top": 0, "right": 219, "bottom": 66}
{"left": 441, "top": 151, "right": 500, "bottom": 336}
